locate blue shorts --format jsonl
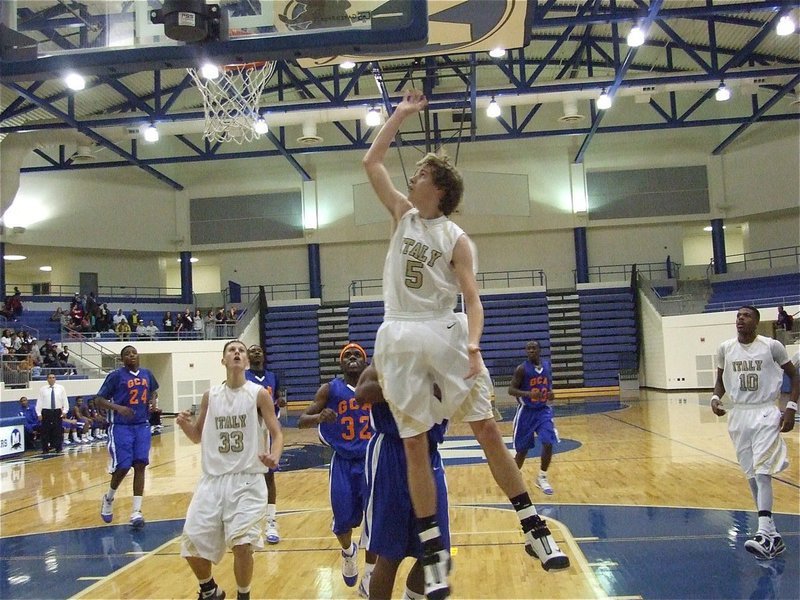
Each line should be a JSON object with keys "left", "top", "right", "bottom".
{"left": 107, "top": 423, "right": 151, "bottom": 472}
{"left": 363, "top": 433, "right": 450, "bottom": 561}
{"left": 513, "top": 405, "right": 557, "bottom": 452}
{"left": 329, "top": 453, "right": 367, "bottom": 535}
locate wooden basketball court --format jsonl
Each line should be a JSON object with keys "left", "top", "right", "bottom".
{"left": 1, "top": 389, "right": 798, "bottom": 599}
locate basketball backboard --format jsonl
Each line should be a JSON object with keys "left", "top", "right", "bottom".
{"left": 0, "top": 0, "right": 427, "bottom": 81}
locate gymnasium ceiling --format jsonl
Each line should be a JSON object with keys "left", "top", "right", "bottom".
{"left": 1, "top": 0, "right": 799, "bottom": 191}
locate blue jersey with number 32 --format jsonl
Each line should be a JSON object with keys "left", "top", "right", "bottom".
{"left": 318, "top": 378, "right": 373, "bottom": 459}
{"left": 98, "top": 368, "right": 159, "bottom": 425}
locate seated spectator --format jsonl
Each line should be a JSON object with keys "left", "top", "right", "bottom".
{"left": 777, "top": 305, "right": 794, "bottom": 331}
{"left": 144, "top": 320, "right": 159, "bottom": 340}
{"left": 1, "top": 328, "right": 12, "bottom": 352}
{"left": 18, "top": 396, "right": 40, "bottom": 450}
{"left": 57, "top": 345, "right": 78, "bottom": 375}
{"left": 115, "top": 317, "right": 132, "bottom": 341}
{"left": 50, "top": 307, "right": 66, "bottom": 322}
{"left": 0, "top": 288, "right": 23, "bottom": 319}
{"left": 129, "top": 309, "right": 141, "bottom": 330}
{"left": 87, "top": 398, "right": 108, "bottom": 439}
{"left": 112, "top": 309, "right": 127, "bottom": 328}
{"left": 149, "top": 406, "right": 163, "bottom": 435}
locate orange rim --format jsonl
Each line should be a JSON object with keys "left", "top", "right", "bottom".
{"left": 222, "top": 60, "right": 271, "bottom": 73}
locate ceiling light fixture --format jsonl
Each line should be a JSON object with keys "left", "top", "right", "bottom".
{"left": 143, "top": 124, "right": 160, "bottom": 142}
{"left": 339, "top": 60, "right": 356, "bottom": 70}
{"left": 596, "top": 89, "right": 612, "bottom": 110}
{"left": 200, "top": 62, "right": 219, "bottom": 79}
{"left": 715, "top": 82, "right": 731, "bottom": 102}
{"left": 40, "top": 265, "right": 53, "bottom": 272}
{"left": 176, "top": 257, "right": 199, "bottom": 263}
{"left": 253, "top": 116, "right": 269, "bottom": 134}
{"left": 486, "top": 96, "right": 501, "bottom": 118}
{"left": 489, "top": 47, "right": 506, "bottom": 58}
{"left": 776, "top": 15, "right": 796, "bottom": 36}
{"left": 64, "top": 72, "right": 86, "bottom": 91}
{"left": 626, "top": 25, "right": 645, "bottom": 47}
{"left": 3, "top": 255, "right": 27, "bottom": 261}
{"left": 365, "top": 107, "right": 382, "bottom": 127}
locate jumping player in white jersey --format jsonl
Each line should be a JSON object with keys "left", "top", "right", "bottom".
{"left": 711, "top": 305, "right": 797, "bottom": 561}
{"left": 177, "top": 340, "right": 283, "bottom": 600}
{"left": 363, "top": 88, "right": 569, "bottom": 599}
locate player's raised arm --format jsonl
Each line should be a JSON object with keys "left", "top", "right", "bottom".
{"left": 362, "top": 89, "right": 425, "bottom": 222}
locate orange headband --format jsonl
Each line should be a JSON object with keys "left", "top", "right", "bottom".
{"left": 339, "top": 342, "right": 367, "bottom": 362}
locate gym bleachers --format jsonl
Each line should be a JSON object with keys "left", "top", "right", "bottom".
{"left": 347, "top": 300, "right": 383, "bottom": 361}
{"left": 481, "top": 292, "right": 550, "bottom": 385}
{"left": 263, "top": 304, "right": 320, "bottom": 403}
{"left": 579, "top": 287, "right": 637, "bottom": 387}
{"left": 704, "top": 273, "right": 800, "bottom": 312}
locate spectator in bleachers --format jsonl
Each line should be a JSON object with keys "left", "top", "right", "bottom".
{"left": 116, "top": 317, "right": 132, "bottom": 341}
{"left": 97, "top": 303, "right": 112, "bottom": 332}
{"left": 69, "top": 302, "right": 85, "bottom": 329}
{"left": 777, "top": 306, "right": 794, "bottom": 331}
{"left": 112, "top": 309, "right": 127, "bottom": 328}
{"left": 0, "top": 287, "right": 23, "bottom": 319}
{"left": 176, "top": 308, "right": 193, "bottom": 337}
{"left": 18, "top": 396, "right": 40, "bottom": 450}
{"left": 50, "top": 307, "right": 66, "bottom": 322}
{"left": 129, "top": 309, "right": 142, "bottom": 330}
{"left": 225, "top": 306, "right": 238, "bottom": 334}
{"left": 85, "top": 292, "right": 98, "bottom": 318}
{"left": 192, "top": 309, "right": 204, "bottom": 338}
{"left": 1, "top": 328, "right": 12, "bottom": 352}
{"left": 162, "top": 311, "right": 174, "bottom": 335}
{"left": 57, "top": 344, "right": 78, "bottom": 375}
{"left": 204, "top": 309, "right": 216, "bottom": 339}
{"left": 215, "top": 307, "right": 226, "bottom": 337}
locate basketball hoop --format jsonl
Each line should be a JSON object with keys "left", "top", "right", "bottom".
{"left": 188, "top": 60, "right": 276, "bottom": 144}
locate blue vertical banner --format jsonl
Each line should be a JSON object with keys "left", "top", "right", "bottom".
{"left": 228, "top": 281, "right": 242, "bottom": 304}
{"left": 574, "top": 227, "right": 589, "bottom": 284}
{"left": 711, "top": 219, "right": 727, "bottom": 274}
{"left": 179, "top": 251, "right": 193, "bottom": 304}
{"left": 308, "top": 243, "right": 321, "bottom": 299}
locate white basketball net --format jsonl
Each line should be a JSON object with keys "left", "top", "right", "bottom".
{"left": 188, "top": 61, "right": 276, "bottom": 144}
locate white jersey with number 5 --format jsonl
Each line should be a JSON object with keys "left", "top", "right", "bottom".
{"left": 715, "top": 335, "right": 788, "bottom": 406}
{"left": 202, "top": 380, "right": 268, "bottom": 476}
{"left": 383, "top": 208, "right": 475, "bottom": 318}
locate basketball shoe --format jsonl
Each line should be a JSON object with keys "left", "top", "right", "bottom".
{"left": 536, "top": 472, "right": 554, "bottom": 495}
{"left": 524, "top": 516, "right": 570, "bottom": 570}
{"left": 265, "top": 520, "right": 280, "bottom": 544}
{"left": 100, "top": 493, "right": 114, "bottom": 523}
{"left": 342, "top": 542, "right": 359, "bottom": 587}
{"left": 422, "top": 548, "right": 451, "bottom": 600}
{"left": 130, "top": 511, "right": 145, "bottom": 529}
{"left": 745, "top": 532, "right": 785, "bottom": 560}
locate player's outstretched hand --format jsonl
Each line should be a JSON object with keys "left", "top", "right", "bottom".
{"left": 396, "top": 88, "right": 428, "bottom": 117}
{"left": 259, "top": 452, "right": 279, "bottom": 470}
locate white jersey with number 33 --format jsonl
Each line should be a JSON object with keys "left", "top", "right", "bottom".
{"left": 716, "top": 335, "right": 788, "bottom": 406}
{"left": 201, "top": 380, "right": 267, "bottom": 476}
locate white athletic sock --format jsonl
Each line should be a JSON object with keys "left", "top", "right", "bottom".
{"left": 106, "top": 487, "right": 117, "bottom": 501}
{"left": 267, "top": 503, "right": 276, "bottom": 521}
{"left": 132, "top": 495, "right": 143, "bottom": 512}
